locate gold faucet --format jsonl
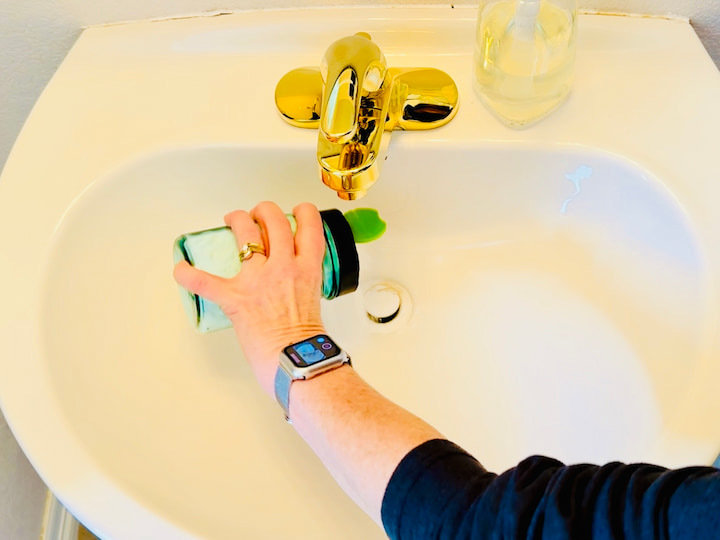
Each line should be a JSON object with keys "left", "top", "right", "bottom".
{"left": 275, "top": 32, "right": 459, "bottom": 200}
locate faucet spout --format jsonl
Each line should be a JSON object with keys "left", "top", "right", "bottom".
{"left": 317, "top": 33, "right": 390, "bottom": 199}
{"left": 275, "top": 32, "right": 459, "bottom": 200}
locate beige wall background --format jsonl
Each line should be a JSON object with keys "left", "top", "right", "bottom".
{"left": 0, "top": 1, "right": 718, "bottom": 539}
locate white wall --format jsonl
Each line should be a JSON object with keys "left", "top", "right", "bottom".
{"left": 0, "top": 1, "right": 719, "bottom": 538}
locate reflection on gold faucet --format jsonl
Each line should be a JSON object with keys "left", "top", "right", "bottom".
{"left": 275, "top": 32, "right": 459, "bottom": 200}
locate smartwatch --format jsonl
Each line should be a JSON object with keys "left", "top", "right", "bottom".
{"left": 274, "top": 334, "right": 351, "bottom": 421}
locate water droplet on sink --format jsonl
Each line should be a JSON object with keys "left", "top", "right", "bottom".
{"left": 561, "top": 164, "right": 593, "bottom": 213}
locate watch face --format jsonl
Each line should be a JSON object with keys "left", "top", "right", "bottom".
{"left": 283, "top": 335, "right": 341, "bottom": 367}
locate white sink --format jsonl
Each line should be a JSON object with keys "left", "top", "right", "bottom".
{"left": 1, "top": 7, "right": 720, "bottom": 540}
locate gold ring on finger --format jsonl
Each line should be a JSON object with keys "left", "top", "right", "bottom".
{"left": 238, "top": 242, "right": 266, "bottom": 263}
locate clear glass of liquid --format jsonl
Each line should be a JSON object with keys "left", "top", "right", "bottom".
{"left": 473, "top": 0, "right": 577, "bottom": 128}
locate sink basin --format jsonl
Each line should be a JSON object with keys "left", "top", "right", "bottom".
{"left": 1, "top": 7, "right": 720, "bottom": 540}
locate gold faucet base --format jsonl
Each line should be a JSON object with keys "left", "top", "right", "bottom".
{"left": 275, "top": 68, "right": 323, "bottom": 128}
{"left": 276, "top": 67, "right": 459, "bottom": 132}
{"left": 275, "top": 33, "right": 459, "bottom": 200}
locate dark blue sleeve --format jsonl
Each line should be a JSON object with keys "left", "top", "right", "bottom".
{"left": 381, "top": 439, "right": 720, "bottom": 540}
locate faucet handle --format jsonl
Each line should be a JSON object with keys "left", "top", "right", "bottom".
{"left": 319, "top": 33, "right": 386, "bottom": 143}
{"left": 321, "top": 66, "right": 359, "bottom": 142}
{"left": 275, "top": 36, "right": 457, "bottom": 132}
{"left": 275, "top": 33, "right": 458, "bottom": 200}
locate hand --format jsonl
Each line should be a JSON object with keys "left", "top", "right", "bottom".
{"left": 173, "top": 201, "right": 327, "bottom": 396}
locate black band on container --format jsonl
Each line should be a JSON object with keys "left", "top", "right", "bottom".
{"left": 320, "top": 209, "right": 360, "bottom": 297}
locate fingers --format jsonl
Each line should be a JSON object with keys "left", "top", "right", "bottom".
{"left": 250, "top": 201, "right": 294, "bottom": 260}
{"left": 223, "top": 202, "right": 322, "bottom": 267}
{"left": 224, "top": 209, "right": 266, "bottom": 267}
{"left": 293, "top": 203, "right": 325, "bottom": 265}
{"left": 173, "top": 260, "right": 228, "bottom": 305}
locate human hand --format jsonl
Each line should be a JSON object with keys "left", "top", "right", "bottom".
{"left": 173, "top": 201, "right": 327, "bottom": 396}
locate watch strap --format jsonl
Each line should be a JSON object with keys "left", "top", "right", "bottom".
{"left": 274, "top": 335, "right": 351, "bottom": 422}
{"left": 274, "top": 364, "right": 293, "bottom": 422}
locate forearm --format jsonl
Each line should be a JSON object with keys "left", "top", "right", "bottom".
{"left": 289, "top": 364, "right": 444, "bottom": 526}
{"left": 173, "top": 202, "right": 443, "bottom": 527}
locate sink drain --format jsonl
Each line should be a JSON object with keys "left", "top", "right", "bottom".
{"left": 364, "top": 283, "right": 402, "bottom": 323}
{"left": 360, "top": 280, "right": 412, "bottom": 331}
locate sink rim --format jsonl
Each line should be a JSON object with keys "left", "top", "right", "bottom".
{"left": 1, "top": 6, "right": 720, "bottom": 539}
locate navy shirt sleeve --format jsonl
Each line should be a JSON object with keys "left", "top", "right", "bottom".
{"left": 381, "top": 439, "right": 720, "bottom": 540}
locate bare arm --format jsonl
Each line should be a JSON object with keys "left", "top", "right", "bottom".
{"left": 290, "top": 365, "right": 442, "bottom": 523}
{"left": 173, "top": 201, "right": 442, "bottom": 525}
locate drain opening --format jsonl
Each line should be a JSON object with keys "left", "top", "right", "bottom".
{"left": 363, "top": 283, "right": 402, "bottom": 324}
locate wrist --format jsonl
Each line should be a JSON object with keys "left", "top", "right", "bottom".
{"left": 273, "top": 334, "right": 351, "bottom": 421}
{"left": 239, "top": 325, "right": 327, "bottom": 397}
{"left": 288, "top": 363, "right": 356, "bottom": 424}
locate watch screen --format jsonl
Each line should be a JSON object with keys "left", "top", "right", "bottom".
{"left": 283, "top": 335, "right": 341, "bottom": 367}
